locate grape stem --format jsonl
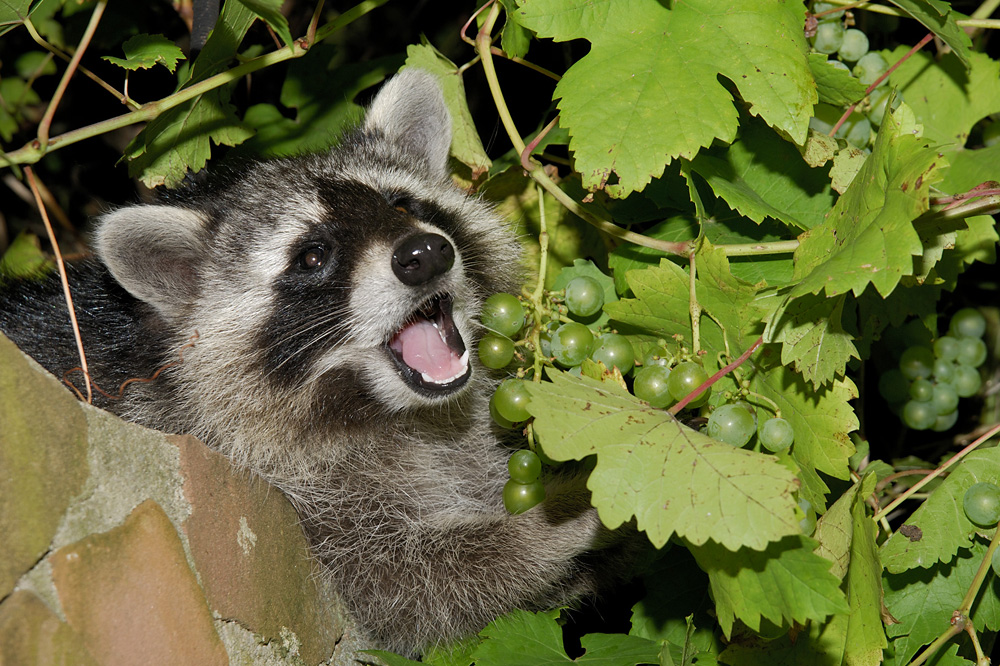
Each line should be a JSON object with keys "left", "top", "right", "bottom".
{"left": 873, "top": 422, "right": 1000, "bottom": 523}
{"left": 668, "top": 337, "right": 763, "bottom": 415}
{"left": 819, "top": 0, "right": 1000, "bottom": 29}
{"left": 742, "top": 391, "right": 781, "bottom": 419}
{"left": 688, "top": 250, "right": 701, "bottom": 355}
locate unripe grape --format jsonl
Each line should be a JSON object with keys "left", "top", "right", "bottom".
{"left": 481, "top": 293, "right": 525, "bottom": 338}
{"left": 902, "top": 400, "right": 937, "bottom": 430}
{"left": 950, "top": 308, "right": 987, "bottom": 339}
{"left": 564, "top": 276, "right": 604, "bottom": 318}
{"left": 908, "top": 377, "right": 934, "bottom": 402}
{"left": 759, "top": 417, "right": 795, "bottom": 452}
{"left": 590, "top": 333, "right": 635, "bottom": 374}
{"left": 931, "top": 409, "right": 959, "bottom": 432}
{"left": 707, "top": 403, "right": 756, "bottom": 447}
{"left": 957, "top": 338, "right": 987, "bottom": 368}
{"left": 667, "top": 362, "right": 710, "bottom": 404}
{"left": 508, "top": 449, "right": 542, "bottom": 483}
{"left": 809, "top": 103, "right": 843, "bottom": 135}
{"left": 835, "top": 109, "right": 871, "bottom": 147}
{"left": 494, "top": 378, "right": 531, "bottom": 423}
{"left": 503, "top": 479, "right": 545, "bottom": 514}
{"left": 837, "top": 28, "right": 869, "bottom": 62}
{"left": 490, "top": 393, "right": 515, "bottom": 429}
{"left": 933, "top": 336, "right": 960, "bottom": 361}
{"left": 633, "top": 365, "right": 673, "bottom": 408}
{"left": 550, "top": 322, "right": 594, "bottom": 367}
{"left": 853, "top": 52, "right": 889, "bottom": 87}
{"left": 813, "top": 2, "right": 845, "bottom": 19}
{"left": 642, "top": 348, "right": 670, "bottom": 367}
{"left": 932, "top": 358, "right": 955, "bottom": 383}
{"left": 931, "top": 383, "right": 959, "bottom": 416}
{"left": 478, "top": 335, "right": 515, "bottom": 369}
{"left": 953, "top": 364, "right": 982, "bottom": 397}
{"left": 963, "top": 482, "right": 1000, "bottom": 526}
{"left": 867, "top": 87, "right": 902, "bottom": 126}
{"left": 812, "top": 20, "right": 844, "bottom": 54}
{"left": 899, "top": 346, "right": 934, "bottom": 380}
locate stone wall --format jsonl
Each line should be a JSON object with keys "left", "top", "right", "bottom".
{"left": 0, "top": 334, "right": 364, "bottom": 665}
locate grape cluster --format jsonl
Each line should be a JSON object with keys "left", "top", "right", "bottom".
{"left": 808, "top": 2, "right": 901, "bottom": 149}
{"left": 503, "top": 449, "right": 545, "bottom": 514}
{"left": 878, "top": 308, "right": 988, "bottom": 432}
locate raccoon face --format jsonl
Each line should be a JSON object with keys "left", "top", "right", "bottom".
{"left": 94, "top": 69, "right": 519, "bottom": 423}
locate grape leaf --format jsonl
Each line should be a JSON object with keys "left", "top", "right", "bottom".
{"left": 608, "top": 217, "right": 696, "bottom": 296}
{"left": 234, "top": 0, "right": 292, "bottom": 47}
{"left": 790, "top": 106, "right": 946, "bottom": 299}
{"left": 472, "top": 609, "right": 660, "bottom": 665}
{"left": 405, "top": 42, "right": 492, "bottom": 177}
{"left": 939, "top": 143, "right": 1000, "bottom": 193}
{"left": 808, "top": 53, "right": 868, "bottom": 107}
{"left": 525, "top": 371, "right": 801, "bottom": 551}
{"left": 888, "top": 48, "right": 1000, "bottom": 151}
{"left": 828, "top": 143, "right": 867, "bottom": 194}
{"left": 499, "top": 0, "right": 531, "bottom": 59}
{"left": 0, "top": 0, "right": 31, "bottom": 37}
{"left": 883, "top": 538, "right": 994, "bottom": 665}
{"left": 689, "top": 535, "right": 849, "bottom": 636}
{"left": 881, "top": 447, "right": 1000, "bottom": 573}
{"left": 102, "top": 34, "right": 186, "bottom": 73}
{"left": 886, "top": 0, "right": 971, "bottom": 69}
{"left": 689, "top": 119, "right": 836, "bottom": 232}
{"left": 515, "top": 0, "right": 815, "bottom": 197}
{"left": 764, "top": 292, "right": 859, "bottom": 388}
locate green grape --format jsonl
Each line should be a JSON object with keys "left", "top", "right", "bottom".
{"left": 899, "top": 346, "right": 934, "bottom": 380}
{"left": 809, "top": 103, "right": 843, "bottom": 135}
{"left": 933, "top": 335, "right": 960, "bottom": 361}
{"left": 590, "top": 333, "right": 635, "bottom": 374}
{"left": 950, "top": 308, "right": 987, "bottom": 339}
{"left": 507, "top": 449, "right": 542, "bottom": 483}
{"left": 813, "top": 2, "right": 845, "bottom": 19}
{"left": 956, "top": 337, "right": 988, "bottom": 368}
{"left": 866, "top": 87, "right": 902, "bottom": 126}
{"left": 908, "top": 377, "right": 934, "bottom": 402}
{"left": 550, "top": 322, "right": 594, "bottom": 367}
{"left": 490, "top": 393, "right": 515, "bottom": 429}
{"left": 707, "top": 403, "right": 756, "bottom": 447}
{"left": 963, "top": 482, "right": 1000, "bottom": 526}
{"left": 853, "top": 52, "right": 889, "bottom": 87}
{"left": 931, "top": 409, "right": 959, "bottom": 432}
{"left": 642, "top": 347, "right": 670, "bottom": 367}
{"left": 494, "top": 378, "right": 531, "bottom": 423}
{"left": 812, "top": 20, "right": 844, "bottom": 54}
{"left": 503, "top": 479, "right": 545, "bottom": 514}
{"left": 478, "top": 335, "right": 514, "bottom": 369}
{"left": 667, "top": 361, "right": 711, "bottom": 404}
{"left": 633, "top": 365, "right": 673, "bottom": 408}
{"left": 878, "top": 368, "right": 910, "bottom": 404}
{"left": 902, "top": 400, "right": 937, "bottom": 430}
{"left": 837, "top": 28, "right": 869, "bottom": 62}
{"left": 828, "top": 59, "right": 850, "bottom": 71}
{"left": 932, "top": 358, "right": 955, "bottom": 383}
{"left": 564, "top": 276, "right": 604, "bottom": 318}
{"left": 953, "top": 364, "right": 982, "bottom": 398}
{"left": 931, "top": 383, "right": 959, "bottom": 415}
{"left": 835, "top": 109, "right": 871, "bottom": 147}
{"left": 759, "top": 417, "right": 795, "bottom": 452}
{"left": 481, "top": 293, "right": 525, "bottom": 338}
{"left": 798, "top": 497, "right": 817, "bottom": 535}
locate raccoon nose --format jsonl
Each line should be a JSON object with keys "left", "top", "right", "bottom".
{"left": 392, "top": 232, "right": 455, "bottom": 286}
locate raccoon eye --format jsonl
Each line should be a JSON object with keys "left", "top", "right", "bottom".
{"left": 298, "top": 245, "right": 328, "bottom": 270}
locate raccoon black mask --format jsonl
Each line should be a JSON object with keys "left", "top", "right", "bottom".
{"left": 0, "top": 69, "right": 626, "bottom": 657}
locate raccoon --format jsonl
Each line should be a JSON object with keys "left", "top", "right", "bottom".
{"left": 0, "top": 70, "right": 624, "bottom": 655}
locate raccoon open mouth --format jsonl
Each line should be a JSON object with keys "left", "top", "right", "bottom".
{"left": 388, "top": 293, "right": 471, "bottom": 393}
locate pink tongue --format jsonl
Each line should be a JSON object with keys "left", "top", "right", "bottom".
{"left": 390, "top": 320, "right": 465, "bottom": 382}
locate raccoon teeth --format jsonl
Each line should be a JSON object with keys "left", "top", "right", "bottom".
{"left": 421, "top": 349, "right": 469, "bottom": 385}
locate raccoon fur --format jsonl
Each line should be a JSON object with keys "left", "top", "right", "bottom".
{"left": 0, "top": 70, "right": 622, "bottom": 655}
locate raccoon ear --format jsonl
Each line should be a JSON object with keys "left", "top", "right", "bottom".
{"left": 364, "top": 69, "right": 452, "bottom": 179}
{"left": 95, "top": 205, "right": 207, "bottom": 321}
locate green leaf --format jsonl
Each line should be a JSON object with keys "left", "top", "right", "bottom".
{"left": 0, "top": 232, "right": 52, "bottom": 280}
{"left": 0, "top": 0, "right": 32, "bottom": 37}
{"left": 808, "top": 53, "right": 868, "bottom": 107}
{"left": 525, "top": 371, "right": 801, "bottom": 551}
{"left": 790, "top": 106, "right": 946, "bottom": 299}
{"left": 764, "top": 292, "right": 859, "bottom": 388}
{"left": 472, "top": 609, "right": 660, "bottom": 665}
{"left": 880, "top": 447, "right": 1000, "bottom": 573}
{"left": 608, "top": 217, "right": 696, "bottom": 296}
{"left": 361, "top": 650, "right": 423, "bottom": 666}
{"left": 14, "top": 51, "right": 57, "bottom": 78}
{"left": 886, "top": 0, "right": 971, "bottom": 68}
{"left": 235, "top": 0, "right": 292, "bottom": 47}
{"left": 887, "top": 48, "right": 1000, "bottom": 151}
{"left": 516, "top": 0, "right": 815, "bottom": 197}
{"left": 689, "top": 535, "right": 849, "bottom": 637}
{"left": 939, "top": 143, "right": 1000, "bottom": 193}
{"left": 102, "top": 34, "right": 186, "bottom": 73}
{"left": 883, "top": 538, "right": 993, "bottom": 665}
{"left": 499, "top": 0, "right": 531, "bottom": 59}
{"left": 404, "top": 41, "right": 492, "bottom": 177}
{"left": 689, "top": 119, "right": 836, "bottom": 232}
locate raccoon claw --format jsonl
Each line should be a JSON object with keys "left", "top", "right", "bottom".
{"left": 388, "top": 294, "right": 471, "bottom": 394}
